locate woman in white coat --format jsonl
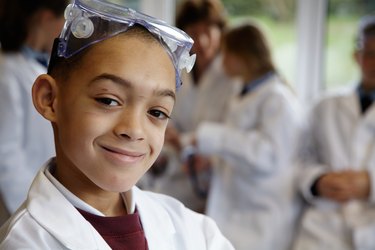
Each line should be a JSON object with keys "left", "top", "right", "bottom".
{"left": 141, "top": 0, "right": 240, "bottom": 213}
{"left": 293, "top": 16, "right": 375, "bottom": 250}
{"left": 0, "top": 0, "right": 66, "bottom": 221}
{"left": 193, "top": 22, "right": 303, "bottom": 250}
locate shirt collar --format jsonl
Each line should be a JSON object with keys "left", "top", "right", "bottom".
{"left": 45, "top": 159, "right": 135, "bottom": 216}
{"left": 357, "top": 83, "right": 375, "bottom": 100}
{"left": 21, "top": 46, "right": 50, "bottom": 68}
{"left": 240, "top": 71, "right": 275, "bottom": 96}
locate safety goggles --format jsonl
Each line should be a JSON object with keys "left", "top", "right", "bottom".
{"left": 56, "top": 0, "right": 196, "bottom": 88}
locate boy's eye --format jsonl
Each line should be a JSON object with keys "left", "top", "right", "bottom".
{"left": 148, "top": 109, "right": 170, "bottom": 120}
{"left": 95, "top": 97, "right": 120, "bottom": 106}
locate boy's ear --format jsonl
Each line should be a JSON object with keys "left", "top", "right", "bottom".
{"left": 32, "top": 74, "right": 58, "bottom": 122}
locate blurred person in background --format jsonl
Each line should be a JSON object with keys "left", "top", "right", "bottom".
{"left": 0, "top": 0, "right": 68, "bottom": 224}
{"left": 191, "top": 22, "right": 303, "bottom": 250}
{"left": 293, "top": 16, "right": 375, "bottom": 250}
{"left": 140, "top": 0, "right": 240, "bottom": 213}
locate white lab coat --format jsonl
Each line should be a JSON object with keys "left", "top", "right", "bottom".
{"left": 196, "top": 75, "right": 303, "bottom": 250}
{"left": 141, "top": 56, "right": 240, "bottom": 211}
{"left": 0, "top": 160, "right": 234, "bottom": 250}
{"left": 293, "top": 88, "right": 375, "bottom": 250}
{"left": 0, "top": 53, "right": 54, "bottom": 216}
{"left": 172, "top": 55, "right": 241, "bottom": 132}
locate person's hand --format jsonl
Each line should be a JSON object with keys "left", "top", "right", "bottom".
{"left": 316, "top": 170, "right": 370, "bottom": 203}
{"left": 317, "top": 172, "right": 352, "bottom": 203}
{"left": 342, "top": 170, "right": 370, "bottom": 200}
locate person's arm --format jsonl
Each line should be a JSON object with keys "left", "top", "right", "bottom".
{"left": 295, "top": 104, "right": 330, "bottom": 204}
{"left": 196, "top": 91, "right": 301, "bottom": 175}
{"left": 306, "top": 169, "right": 371, "bottom": 204}
{"left": 294, "top": 101, "right": 369, "bottom": 204}
{"left": 0, "top": 73, "right": 34, "bottom": 213}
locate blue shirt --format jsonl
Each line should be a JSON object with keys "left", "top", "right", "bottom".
{"left": 357, "top": 84, "right": 375, "bottom": 113}
{"left": 240, "top": 71, "right": 275, "bottom": 97}
{"left": 21, "top": 46, "right": 49, "bottom": 68}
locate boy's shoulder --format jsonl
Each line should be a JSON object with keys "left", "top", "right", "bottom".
{"left": 0, "top": 167, "right": 233, "bottom": 249}
{"left": 0, "top": 204, "right": 58, "bottom": 249}
{"left": 134, "top": 187, "right": 206, "bottom": 227}
{"left": 134, "top": 187, "right": 234, "bottom": 249}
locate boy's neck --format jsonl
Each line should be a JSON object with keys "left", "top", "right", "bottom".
{"left": 83, "top": 191, "right": 128, "bottom": 216}
{"left": 53, "top": 165, "right": 128, "bottom": 217}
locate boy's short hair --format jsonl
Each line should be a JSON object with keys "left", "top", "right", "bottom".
{"left": 48, "top": 25, "right": 159, "bottom": 81}
{"left": 47, "top": 0, "right": 195, "bottom": 88}
{"left": 356, "top": 15, "right": 375, "bottom": 50}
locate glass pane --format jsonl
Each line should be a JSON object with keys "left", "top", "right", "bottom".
{"left": 325, "top": 0, "right": 375, "bottom": 90}
{"left": 108, "top": 0, "right": 140, "bottom": 10}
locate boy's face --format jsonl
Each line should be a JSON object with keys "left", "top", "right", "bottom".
{"left": 50, "top": 34, "right": 176, "bottom": 193}
{"left": 355, "top": 36, "right": 375, "bottom": 89}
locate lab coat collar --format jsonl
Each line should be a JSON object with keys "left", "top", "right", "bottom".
{"left": 240, "top": 71, "right": 275, "bottom": 96}
{"left": 27, "top": 159, "right": 111, "bottom": 249}
{"left": 21, "top": 46, "right": 49, "bottom": 68}
{"left": 134, "top": 188, "right": 177, "bottom": 250}
{"left": 45, "top": 162, "right": 136, "bottom": 216}
{"left": 334, "top": 86, "right": 361, "bottom": 118}
{"left": 335, "top": 86, "right": 375, "bottom": 129}
{"left": 27, "top": 159, "right": 176, "bottom": 249}
{"left": 357, "top": 84, "right": 375, "bottom": 101}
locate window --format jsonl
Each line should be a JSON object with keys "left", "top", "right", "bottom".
{"left": 110, "top": 0, "right": 140, "bottom": 10}
{"left": 325, "top": 0, "right": 375, "bottom": 89}
{"left": 222, "top": 0, "right": 297, "bottom": 88}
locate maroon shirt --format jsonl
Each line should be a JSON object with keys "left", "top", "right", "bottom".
{"left": 77, "top": 208, "right": 148, "bottom": 250}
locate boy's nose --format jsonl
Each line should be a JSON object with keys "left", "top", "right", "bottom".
{"left": 113, "top": 110, "right": 145, "bottom": 141}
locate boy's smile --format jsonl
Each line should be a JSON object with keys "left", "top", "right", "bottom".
{"left": 99, "top": 143, "right": 146, "bottom": 164}
{"left": 37, "top": 33, "right": 176, "bottom": 207}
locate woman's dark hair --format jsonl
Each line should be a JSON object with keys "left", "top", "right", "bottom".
{"left": 0, "top": 0, "right": 68, "bottom": 52}
{"left": 223, "top": 22, "right": 276, "bottom": 76}
{"left": 176, "top": 0, "right": 227, "bottom": 31}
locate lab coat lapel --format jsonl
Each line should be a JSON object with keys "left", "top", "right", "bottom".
{"left": 27, "top": 164, "right": 111, "bottom": 250}
{"left": 343, "top": 90, "right": 375, "bottom": 169}
{"left": 134, "top": 188, "right": 177, "bottom": 250}
{"left": 363, "top": 99, "right": 375, "bottom": 127}
{"left": 358, "top": 101, "right": 375, "bottom": 169}
{"left": 340, "top": 89, "right": 360, "bottom": 119}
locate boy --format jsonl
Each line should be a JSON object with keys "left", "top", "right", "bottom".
{"left": 0, "top": 0, "right": 233, "bottom": 249}
{"left": 293, "top": 16, "right": 375, "bottom": 250}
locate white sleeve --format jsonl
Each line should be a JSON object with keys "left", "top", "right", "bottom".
{"left": 0, "top": 73, "right": 35, "bottom": 213}
{"left": 296, "top": 104, "right": 328, "bottom": 204}
{"left": 197, "top": 92, "right": 301, "bottom": 175}
{"left": 201, "top": 215, "right": 235, "bottom": 250}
